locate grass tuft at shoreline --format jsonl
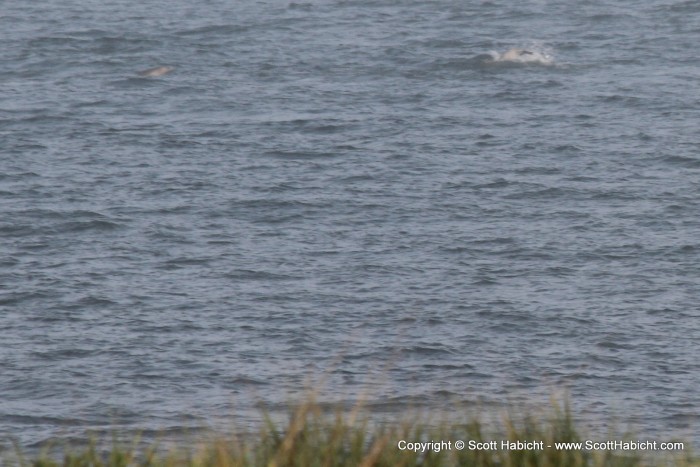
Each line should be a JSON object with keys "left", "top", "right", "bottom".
{"left": 4, "top": 397, "right": 697, "bottom": 467}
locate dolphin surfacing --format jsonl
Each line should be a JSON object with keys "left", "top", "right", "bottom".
{"left": 137, "top": 66, "right": 174, "bottom": 77}
{"left": 494, "top": 48, "right": 552, "bottom": 65}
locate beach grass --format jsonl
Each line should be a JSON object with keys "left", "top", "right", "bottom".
{"left": 5, "top": 397, "right": 697, "bottom": 467}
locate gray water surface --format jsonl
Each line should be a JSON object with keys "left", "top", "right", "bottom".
{"left": 2, "top": 0, "right": 700, "bottom": 448}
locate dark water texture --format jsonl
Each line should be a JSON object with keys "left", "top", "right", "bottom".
{"left": 2, "top": 0, "right": 700, "bottom": 449}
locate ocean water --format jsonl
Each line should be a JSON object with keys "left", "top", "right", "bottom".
{"left": 2, "top": 0, "right": 700, "bottom": 449}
